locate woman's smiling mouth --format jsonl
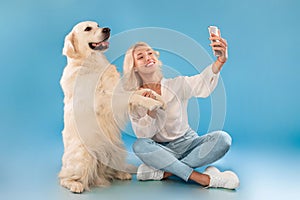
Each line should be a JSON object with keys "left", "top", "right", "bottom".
{"left": 146, "top": 61, "right": 156, "bottom": 67}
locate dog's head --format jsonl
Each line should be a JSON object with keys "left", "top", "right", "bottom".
{"left": 63, "top": 21, "right": 111, "bottom": 59}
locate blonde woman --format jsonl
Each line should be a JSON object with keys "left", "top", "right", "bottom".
{"left": 122, "top": 31, "right": 239, "bottom": 189}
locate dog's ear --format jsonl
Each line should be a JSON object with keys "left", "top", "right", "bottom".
{"left": 62, "top": 32, "right": 79, "bottom": 58}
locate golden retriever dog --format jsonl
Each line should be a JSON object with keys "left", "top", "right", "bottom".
{"left": 59, "top": 21, "right": 164, "bottom": 193}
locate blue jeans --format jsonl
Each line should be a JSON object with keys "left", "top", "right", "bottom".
{"left": 133, "top": 129, "right": 232, "bottom": 181}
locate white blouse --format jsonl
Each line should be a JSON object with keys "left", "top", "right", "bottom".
{"left": 129, "top": 64, "right": 220, "bottom": 142}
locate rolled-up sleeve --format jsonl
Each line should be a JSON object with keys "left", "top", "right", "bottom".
{"left": 130, "top": 108, "right": 166, "bottom": 138}
{"left": 183, "top": 64, "right": 219, "bottom": 99}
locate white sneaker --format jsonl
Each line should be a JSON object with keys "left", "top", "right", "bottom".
{"left": 137, "top": 164, "right": 164, "bottom": 181}
{"left": 203, "top": 166, "right": 220, "bottom": 175}
{"left": 203, "top": 166, "right": 240, "bottom": 189}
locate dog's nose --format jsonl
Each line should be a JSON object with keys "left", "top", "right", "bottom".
{"left": 102, "top": 28, "right": 110, "bottom": 33}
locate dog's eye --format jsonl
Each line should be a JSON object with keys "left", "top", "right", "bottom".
{"left": 84, "top": 27, "right": 92, "bottom": 31}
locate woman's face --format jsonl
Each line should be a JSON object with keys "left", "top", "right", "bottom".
{"left": 133, "top": 45, "right": 159, "bottom": 75}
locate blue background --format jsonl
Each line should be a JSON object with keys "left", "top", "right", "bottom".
{"left": 0, "top": 0, "right": 299, "bottom": 199}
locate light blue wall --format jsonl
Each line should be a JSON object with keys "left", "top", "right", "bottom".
{"left": 0, "top": 0, "right": 299, "bottom": 152}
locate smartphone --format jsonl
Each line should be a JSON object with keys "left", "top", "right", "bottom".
{"left": 208, "top": 26, "right": 222, "bottom": 57}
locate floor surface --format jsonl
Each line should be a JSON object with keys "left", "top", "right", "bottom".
{"left": 1, "top": 134, "right": 300, "bottom": 200}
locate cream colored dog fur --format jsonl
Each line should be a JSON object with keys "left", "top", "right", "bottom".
{"left": 59, "top": 21, "right": 164, "bottom": 193}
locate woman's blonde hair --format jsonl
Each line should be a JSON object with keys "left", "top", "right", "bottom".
{"left": 122, "top": 42, "right": 162, "bottom": 91}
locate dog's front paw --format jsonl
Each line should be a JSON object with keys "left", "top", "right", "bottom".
{"left": 70, "top": 182, "right": 84, "bottom": 193}
{"left": 145, "top": 97, "right": 165, "bottom": 111}
{"left": 61, "top": 179, "right": 84, "bottom": 193}
{"left": 131, "top": 89, "right": 166, "bottom": 111}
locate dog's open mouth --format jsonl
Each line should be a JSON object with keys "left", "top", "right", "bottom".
{"left": 89, "top": 37, "right": 110, "bottom": 51}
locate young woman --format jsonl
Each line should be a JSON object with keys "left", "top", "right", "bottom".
{"left": 122, "top": 31, "right": 239, "bottom": 189}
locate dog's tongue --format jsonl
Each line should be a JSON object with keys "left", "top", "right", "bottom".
{"left": 92, "top": 41, "right": 109, "bottom": 47}
{"left": 92, "top": 42, "right": 100, "bottom": 47}
{"left": 101, "top": 41, "right": 109, "bottom": 46}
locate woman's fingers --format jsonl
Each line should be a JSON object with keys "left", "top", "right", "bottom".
{"left": 209, "top": 32, "right": 228, "bottom": 58}
{"left": 209, "top": 42, "right": 226, "bottom": 54}
{"left": 209, "top": 41, "right": 226, "bottom": 48}
{"left": 142, "top": 91, "right": 156, "bottom": 99}
{"left": 210, "top": 29, "right": 228, "bottom": 60}
{"left": 142, "top": 91, "right": 150, "bottom": 97}
{"left": 219, "top": 38, "right": 227, "bottom": 47}
{"left": 211, "top": 43, "right": 226, "bottom": 51}
{"left": 209, "top": 36, "right": 227, "bottom": 46}
{"left": 209, "top": 32, "right": 227, "bottom": 46}
{"left": 211, "top": 46, "right": 226, "bottom": 53}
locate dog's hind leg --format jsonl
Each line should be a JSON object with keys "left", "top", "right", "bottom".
{"left": 60, "top": 178, "right": 84, "bottom": 193}
{"left": 59, "top": 164, "right": 86, "bottom": 193}
{"left": 114, "top": 170, "right": 132, "bottom": 180}
{"left": 59, "top": 133, "right": 96, "bottom": 193}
